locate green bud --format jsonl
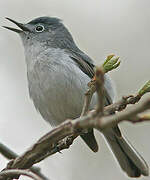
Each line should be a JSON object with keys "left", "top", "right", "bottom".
{"left": 138, "top": 80, "right": 150, "bottom": 96}
{"left": 103, "top": 56, "right": 120, "bottom": 73}
{"left": 103, "top": 54, "right": 115, "bottom": 66}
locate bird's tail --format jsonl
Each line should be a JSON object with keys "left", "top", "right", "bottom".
{"left": 103, "top": 128, "right": 149, "bottom": 177}
{"left": 80, "top": 129, "right": 99, "bottom": 152}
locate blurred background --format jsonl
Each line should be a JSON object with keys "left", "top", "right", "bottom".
{"left": 0, "top": 0, "right": 150, "bottom": 179}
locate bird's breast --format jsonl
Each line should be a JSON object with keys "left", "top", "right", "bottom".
{"left": 26, "top": 50, "right": 96, "bottom": 126}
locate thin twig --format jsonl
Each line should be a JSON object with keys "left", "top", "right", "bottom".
{"left": 95, "top": 67, "right": 104, "bottom": 114}
{"left": 97, "top": 99, "right": 150, "bottom": 130}
{"left": 104, "top": 95, "right": 141, "bottom": 114}
{"left": 0, "top": 143, "right": 18, "bottom": 160}
{"left": 0, "top": 143, "right": 49, "bottom": 180}
{"left": 0, "top": 169, "right": 44, "bottom": 180}
{"left": 128, "top": 114, "right": 150, "bottom": 123}
{"left": 81, "top": 79, "right": 96, "bottom": 116}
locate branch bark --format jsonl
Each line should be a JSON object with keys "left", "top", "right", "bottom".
{"left": 0, "top": 169, "right": 44, "bottom": 180}
{"left": 0, "top": 65, "right": 150, "bottom": 180}
{"left": 0, "top": 143, "right": 49, "bottom": 180}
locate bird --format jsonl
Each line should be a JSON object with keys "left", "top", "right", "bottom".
{"left": 3, "top": 16, "right": 149, "bottom": 177}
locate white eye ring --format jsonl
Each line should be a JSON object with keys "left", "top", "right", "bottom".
{"left": 35, "top": 25, "right": 45, "bottom": 32}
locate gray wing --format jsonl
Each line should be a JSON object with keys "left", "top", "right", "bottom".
{"left": 67, "top": 49, "right": 121, "bottom": 134}
{"left": 65, "top": 49, "right": 95, "bottom": 78}
{"left": 65, "top": 49, "right": 113, "bottom": 104}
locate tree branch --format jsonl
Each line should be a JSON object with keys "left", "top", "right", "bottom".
{"left": 0, "top": 143, "right": 18, "bottom": 160}
{"left": 1, "top": 55, "right": 150, "bottom": 180}
{"left": 80, "top": 79, "right": 96, "bottom": 116}
{"left": 0, "top": 143, "right": 49, "bottom": 180}
{"left": 96, "top": 98, "right": 150, "bottom": 130}
{"left": 0, "top": 169, "right": 44, "bottom": 180}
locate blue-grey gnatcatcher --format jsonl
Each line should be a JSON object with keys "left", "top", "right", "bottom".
{"left": 4, "top": 16, "right": 149, "bottom": 177}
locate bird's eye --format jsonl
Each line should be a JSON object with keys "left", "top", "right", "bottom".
{"left": 35, "top": 25, "right": 45, "bottom": 32}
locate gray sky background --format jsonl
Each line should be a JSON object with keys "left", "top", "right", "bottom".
{"left": 0, "top": 0, "right": 150, "bottom": 180}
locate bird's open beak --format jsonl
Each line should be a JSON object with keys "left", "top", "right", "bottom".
{"left": 3, "top": 17, "right": 30, "bottom": 33}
